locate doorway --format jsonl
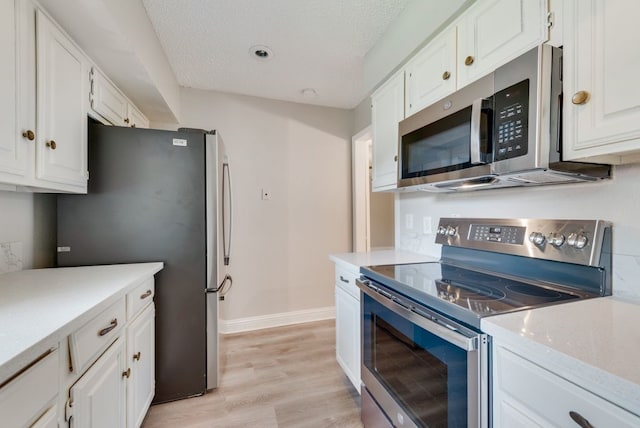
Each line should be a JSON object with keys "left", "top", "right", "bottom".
{"left": 352, "top": 127, "right": 394, "bottom": 252}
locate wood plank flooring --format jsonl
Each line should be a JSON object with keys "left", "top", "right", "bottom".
{"left": 143, "top": 320, "right": 363, "bottom": 428}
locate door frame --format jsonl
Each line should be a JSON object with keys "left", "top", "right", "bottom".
{"left": 352, "top": 126, "right": 372, "bottom": 252}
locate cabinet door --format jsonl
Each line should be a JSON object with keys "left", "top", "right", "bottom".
{"left": 405, "top": 26, "right": 457, "bottom": 117}
{"left": 35, "top": 9, "right": 87, "bottom": 188}
{"left": 0, "top": 0, "right": 26, "bottom": 181}
{"left": 90, "top": 67, "right": 127, "bottom": 127}
{"left": 562, "top": 0, "right": 640, "bottom": 163}
{"left": 126, "top": 103, "right": 149, "bottom": 129}
{"left": 335, "top": 285, "right": 360, "bottom": 393}
{"left": 69, "top": 337, "right": 126, "bottom": 428}
{"left": 127, "top": 304, "right": 155, "bottom": 428}
{"left": 31, "top": 406, "right": 57, "bottom": 428}
{"left": 457, "top": 0, "right": 547, "bottom": 88}
{"left": 371, "top": 71, "right": 404, "bottom": 191}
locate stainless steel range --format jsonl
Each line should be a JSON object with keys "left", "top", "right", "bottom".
{"left": 357, "top": 218, "right": 611, "bottom": 428}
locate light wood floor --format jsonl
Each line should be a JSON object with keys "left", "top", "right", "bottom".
{"left": 143, "top": 320, "right": 363, "bottom": 428}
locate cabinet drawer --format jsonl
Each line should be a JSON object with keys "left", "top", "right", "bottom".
{"left": 127, "top": 277, "right": 154, "bottom": 321}
{"left": 70, "top": 298, "right": 125, "bottom": 374}
{"left": 0, "top": 348, "right": 58, "bottom": 428}
{"left": 335, "top": 265, "right": 360, "bottom": 300}
{"left": 494, "top": 346, "right": 640, "bottom": 427}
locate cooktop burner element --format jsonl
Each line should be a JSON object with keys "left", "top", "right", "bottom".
{"left": 360, "top": 218, "right": 612, "bottom": 330}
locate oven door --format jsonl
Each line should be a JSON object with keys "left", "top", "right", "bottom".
{"left": 360, "top": 283, "right": 488, "bottom": 428}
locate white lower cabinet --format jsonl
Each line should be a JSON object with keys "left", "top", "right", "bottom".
{"left": 127, "top": 304, "right": 155, "bottom": 428}
{"left": 69, "top": 337, "right": 127, "bottom": 428}
{"left": 492, "top": 343, "right": 640, "bottom": 428}
{"left": 0, "top": 348, "right": 59, "bottom": 428}
{"left": 334, "top": 264, "right": 361, "bottom": 393}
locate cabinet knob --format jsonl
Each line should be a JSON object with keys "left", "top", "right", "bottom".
{"left": 133, "top": 351, "right": 141, "bottom": 361}
{"left": 571, "top": 91, "right": 590, "bottom": 105}
{"left": 46, "top": 140, "right": 57, "bottom": 150}
{"left": 394, "top": 155, "right": 398, "bottom": 162}
{"left": 22, "top": 130, "right": 35, "bottom": 141}
{"left": 124, "top": 118, "right": 130, "bottom": 124}
{"left": 442, "top": 71, "right": 451, "bottom": 80}
{"left": 464, "top": 56, "right": 475, "bottom": 66}
{"left": 122, "top": 368, "right": 131, "bottom": 379}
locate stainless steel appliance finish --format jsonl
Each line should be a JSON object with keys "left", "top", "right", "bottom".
{"left": 358, "top": 217, "right": 611, "bottom": 428}
{"left": 57, "top": 121, "right": 232, "bottom": 403}
{"left": 397, "top": 45, "right": 611, "bottom": 192}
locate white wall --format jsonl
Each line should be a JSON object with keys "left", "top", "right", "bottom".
{"left": 396, "top": 163, "right": 640, "bottom": 299}
{"left": 0, "top": 192, "right": 56, "bottom": 271}
{"left": 154, "top": 88, "right": 353, "bottom": 325}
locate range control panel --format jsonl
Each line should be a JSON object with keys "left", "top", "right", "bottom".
{"left": 435, "top": 218, "right": 611, "bottom": 267}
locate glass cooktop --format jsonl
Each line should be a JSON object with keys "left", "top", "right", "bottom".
{"left": 361, "top": 262, "right": 596, "bottom": 329}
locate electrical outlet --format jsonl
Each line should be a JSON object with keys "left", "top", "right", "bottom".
{"left": 405, "top": 214, "right": 414, "bottom": 229}
{"left": 423, "top": 216, "right": 432, "bottom": 234}
{"left": 261, "top": 188, "right": 271, "bottom": 200}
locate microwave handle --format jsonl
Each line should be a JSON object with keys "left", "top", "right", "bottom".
{"left": 470, "top": 98, "right": 487, "bottom": 165}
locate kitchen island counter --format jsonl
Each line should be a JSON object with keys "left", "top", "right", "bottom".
{"left": 0, "top": 262, "right": 163, "bottom": 385}
{"left": 482, "top": 296, "right": 640, "bottom": 416}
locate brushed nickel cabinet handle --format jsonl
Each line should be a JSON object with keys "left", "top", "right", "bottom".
{"left": 122, "top": 368, "right": 131, "bottom": 379}
{"left": 98, "top": 318, "right": 118, "bottom": 336}
{"left": 133, "top": 352, "right": 141, "bottom": 361}
{"left": 442, "top": 71, "right": 451, "bottom": 80}
{"left": 22, "top": 130, "right": 35, "bottom": 141}
{"left": 339, "top": 276, "right": 349, "bottom": 284}
{"left": 464, "top": 55, "right": 474, "bottom": 66}
{"left": 569, "top": 411, "right": 595, "bottom": 428}
{"left": 46, "top": 140, "right": 57, "bottom": 150}
{"left": 140, "top": 289, "right": 152, "bottom": 299}
{"left": 571, "top": 91, "right": 590, "bottom": 105}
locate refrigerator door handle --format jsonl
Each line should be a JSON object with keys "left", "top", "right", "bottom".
{"left": 205, "top": 274, "right": 233, "bottom": 294}
{"left": 222, "top": 162, "right": 232, "bottom": 266}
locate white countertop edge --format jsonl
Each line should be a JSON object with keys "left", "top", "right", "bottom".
{"left": 483, "top": 315, "right": 640, "bottom": 416}
{"left": 329, "top": 249, "right": 436, "bottom": 272}
{"left": 0, "top": 262, "right": 163, "bottom": 385}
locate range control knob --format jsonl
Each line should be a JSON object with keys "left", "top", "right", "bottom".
{"left": 547, "top": 233, "right": 566, "bottom": 247}
{"left": 437, "top": 226, "right": 448, "bottom": 236}
{"left": 528, "top": 232, "right": 546, "bottom": 246}
{"left": 567, "top": 233, "right": 588, "bottom": 249}
{"left": 446, "top": 226, "right": 457, "bottom": 237}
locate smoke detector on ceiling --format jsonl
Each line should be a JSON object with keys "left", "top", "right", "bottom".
{"left": 250, "top": 45, "right": 273, "bottom": 61}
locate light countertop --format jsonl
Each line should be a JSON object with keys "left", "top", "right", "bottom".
{"left": 329, "top": 249, "right": 436, "bottom": 271}
{"left": 0, "top": 262, "right": 163, "bottom": 385}
{"left": 482, "top": 296, "right": 640, "bottom": 415}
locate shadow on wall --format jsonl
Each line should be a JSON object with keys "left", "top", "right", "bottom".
{"left": 33, "top": 193, "right": 57, "bottom": 268}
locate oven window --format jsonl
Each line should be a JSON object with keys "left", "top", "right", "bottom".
{"left": 363, "top": 294, "right": 469, "bottom": 428}
{"left": 401, "top": 106, "right": 473, "bottom": 179}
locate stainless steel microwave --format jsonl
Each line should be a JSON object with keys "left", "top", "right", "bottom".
{"left": 397, "top": 45, "right": 611, "bottom": 192}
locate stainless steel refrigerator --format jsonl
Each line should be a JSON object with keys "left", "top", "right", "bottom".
{"left": 57, "top": 121, "right": 232, "bottom": 403}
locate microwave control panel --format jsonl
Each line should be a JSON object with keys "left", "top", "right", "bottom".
{"left": 494, "top": 79, "right": 529, "bottom": 161}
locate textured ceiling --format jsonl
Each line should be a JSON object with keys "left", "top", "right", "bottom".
{"left": 142, "top": 0, "right": 411, "bottom": 109}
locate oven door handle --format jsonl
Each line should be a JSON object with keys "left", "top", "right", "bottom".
{"left": 359, "top": 281, "right": 478, "bottom": 351}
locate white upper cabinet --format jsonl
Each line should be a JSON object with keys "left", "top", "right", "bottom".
{"left": 371, "top": 70, "right": 404, "bottom": 191}
{"left": 35, "top": 8, "right": 88, "bottom": 188}
{"left": 90, "top": 66, "right": 149, "bottom": 129}
{"left": 457, "top": 0, "right": 548, "bottom": 89}
{"left": 405, "top": 26, "right": 457, "bottom": 118}
{"left": 562, "top": 0, "right": 640, "bottom": 164}
{"left": 0, "top": 0, "right": 26, "bottom": 181}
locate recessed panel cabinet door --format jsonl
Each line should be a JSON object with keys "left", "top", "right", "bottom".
{"left": 371, "top": 71, "right": 404, "bottom": 191}
{"left": 127, "top": 305, "right": 155, "bottom": 428}
{"left": 69, "top": 337, "right": 126, "bottom": 428}
{"left": 563, "top": 0, "right": 640, "bottom": 163}
{"left": 36, "top": 8, "right": 87, "bottom": 187}
{"left": 457, "top": 0, "right": 547, "bottom": 88}
{"left": 0, "top": 0, "right": 26, "bottom": 180}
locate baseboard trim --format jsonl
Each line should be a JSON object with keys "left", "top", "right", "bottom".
{"left": 220, "top": 306, "right": 336, "bottom": 334}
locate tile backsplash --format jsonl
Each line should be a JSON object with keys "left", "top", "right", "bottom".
{"left": 0, "top": 241, "right": 23, "bottom": 273}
